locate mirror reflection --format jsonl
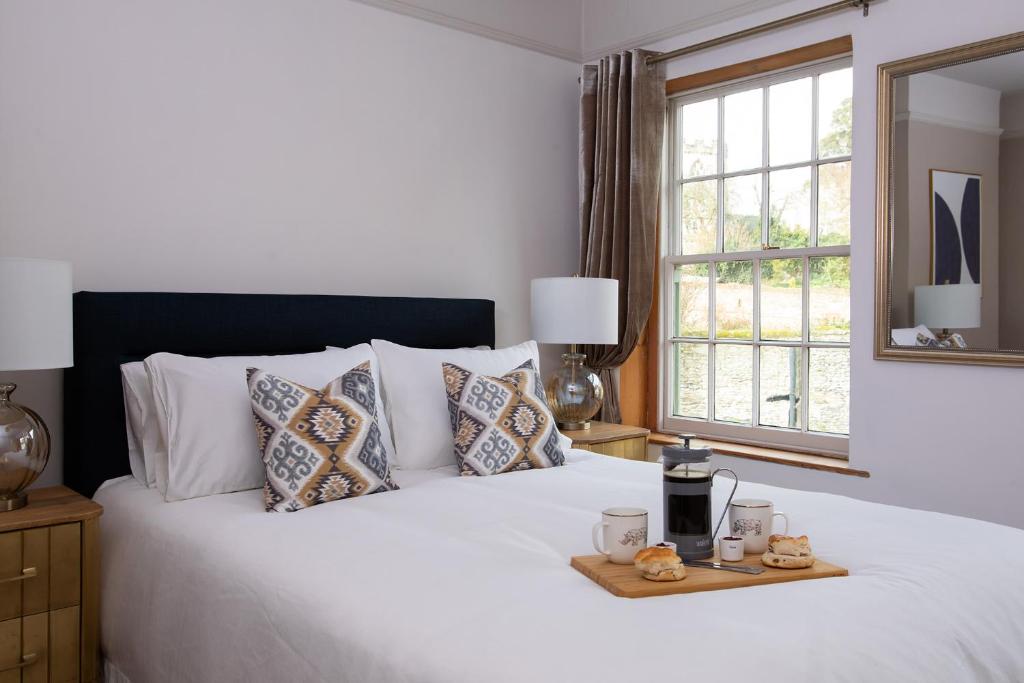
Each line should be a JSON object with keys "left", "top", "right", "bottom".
{"left": 889, "top": 50, "right": 1024, "bottom": 351}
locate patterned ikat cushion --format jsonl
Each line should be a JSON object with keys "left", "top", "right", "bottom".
{"left": 442, "top": 360, "right": 566, "bottom": 476}
{"left": 247, "top": 362, "right": 398, "bottom": 512}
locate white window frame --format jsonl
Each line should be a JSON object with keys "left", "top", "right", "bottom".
{"left": 659, "top": 56, "right": 852, "bottom": 457}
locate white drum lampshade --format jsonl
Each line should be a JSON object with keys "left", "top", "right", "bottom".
{"left": 914, "top": 284, "right": 981, "bottom": 331}
{"left": 0, "top": 257, "right": 73, "bottom": 511}
{"left": 0, "top": 258, "right": 73, "bottom": 371}
{"left": 530, "top": 277, "right": 619, "bottom": 430}
{"left": 530, "top": 277, "right": 618, "bottom": 345}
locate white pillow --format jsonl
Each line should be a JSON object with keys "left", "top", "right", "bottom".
{"left": 119, "top": 362, "right": 149, "bottom": 486}
{"left": 122, "top": 362, "right": 168, "bottom": 488}
{"left": 371, "top": 339, "right": 571, "bottom": 469}
{"left": 328, "top": 344, "right": 489, "bottom": 440}
{"left": 145, "top": 345, "right": 395, "bottom": 502}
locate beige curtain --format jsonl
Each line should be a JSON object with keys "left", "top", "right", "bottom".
{"left": 579, "top": 50, "right": 666, "bottom": 424}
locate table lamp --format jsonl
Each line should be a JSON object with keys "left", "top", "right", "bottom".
{"left": 0, "top": 258, "right": 73, "bottom": 511}
{"left": 914, "top": 283, "right": 981, "bottom": 343}
{"left": 530, "top": 276, "right": 618, "bottom": 430}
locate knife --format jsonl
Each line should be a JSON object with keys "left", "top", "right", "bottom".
{"left": 684, "top": 560, "right": 765, "bottom": 575}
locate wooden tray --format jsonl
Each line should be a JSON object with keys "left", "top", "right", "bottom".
{"left": 571, "top": 553, "right": 848, "bottom": 598}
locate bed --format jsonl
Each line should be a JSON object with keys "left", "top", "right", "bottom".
{"left": 69, "top": 292, "right": 1024, "bottom": 682}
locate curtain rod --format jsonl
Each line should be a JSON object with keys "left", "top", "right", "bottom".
{"left": 645, "top": 0, "right": 875, "bottom": 65}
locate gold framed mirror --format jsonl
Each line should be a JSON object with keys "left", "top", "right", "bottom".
{"left": 875, "top": 31, "right": 1024, "bottom": 366}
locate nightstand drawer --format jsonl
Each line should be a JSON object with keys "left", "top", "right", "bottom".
{"left": 0, "top": 488, "right": 100, "bottom": 683}
{"left": 0, "top": 525, "right": 81, "bottom": 622}
{"left": 0, "top": 607, "right": 81, "bottom": 683}
{"left": 562, "top": 421, "right": 651, "bottom": 462}
{"left": 575, "top": 436, "right": 648, "bottom": 460}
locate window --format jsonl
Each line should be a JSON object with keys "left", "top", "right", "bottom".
{"left": 662, "top": 58, "right": 851, "bottom": 455}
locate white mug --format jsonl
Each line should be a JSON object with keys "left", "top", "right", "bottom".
{"left": 592, "top": 507, "right": 648, "bottom": 564}
{"left": 728, "top": 499, "right": 788, "bottom": 554}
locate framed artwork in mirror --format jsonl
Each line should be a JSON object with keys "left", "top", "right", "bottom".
{"left": 875, "top": 30, "right": 1024, "bottom": 366}
{"left": 929, "top": 169, "right": 981, "bottom": 286}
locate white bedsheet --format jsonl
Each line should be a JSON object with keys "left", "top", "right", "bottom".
{"left": 96, "top": 451, "right": 1024, "bottom": 683}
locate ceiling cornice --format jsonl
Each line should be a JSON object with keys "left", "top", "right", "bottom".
{"left": 349, "top": 0, "right": 805, "bottom": 66}
{"left": 580, "top": 0, "right": 794, "bottom": 63}
{"left": 349, "top": 0, "right": 582, "bottom": 62}
{"left": 895, "top": 111, "right": 1004, "bottom": 138}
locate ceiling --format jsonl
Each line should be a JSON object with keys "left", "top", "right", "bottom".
{"left": 937, "top": 51, "right": 1024, "bottom": 94}
{"left": 350, "top": 0, "right": 793, "bottom": 63}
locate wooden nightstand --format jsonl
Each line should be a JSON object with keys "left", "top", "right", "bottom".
{"left": 562, "top": 421, "right": 651, "bottom": 461}
{"left": 0, "top": 486, "right": 102, "bottom": 683}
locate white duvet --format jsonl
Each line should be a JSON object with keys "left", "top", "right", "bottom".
{"left": 96, "top": 451, "right": 1024, "bottom": 683}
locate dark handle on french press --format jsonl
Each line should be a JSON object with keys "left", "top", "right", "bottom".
{"left": 710, "top": 468, "right": 739, "bottom": 541}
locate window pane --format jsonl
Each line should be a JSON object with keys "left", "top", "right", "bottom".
{"left": 760, "top": 258, "right": 803, "bottom": 341}
{"left": 680, "top": 180, "right": 718, "bottom": 255}
{"left": 818, "top": 67, "right": 852, "bottom": 158}
{"left": 724, "top": 88, "right": 763, "bottom": 173}
{"left": 714, "top": 344, "right": 752, "bottom": 424}
{"left": 715, "top": 260, "right": 752, "bottom": 339}
{"left": 675, "top": 263, "right": 710, "bottom": 337}
{"left": 818, "top": 161, "right": 851, "bottom": 246}
{"left": 808, "top": 348, "right": 849, "bottom": 435}
{"left": 768, "top": 167, "right": 811, "bottom": 248}
{"left": 681, "top": 99, "right": 718, "bottom": 179}
{"left": 759, "top": 346, "right": 802, "bottom": 430}
{"left": 724, "top": 173, "right": 761, "bottom": 252}
{"left": 810, "top": 256, "right": 850, "bottom": 342}
{"left": 769, "top": 77, "right": 812, "bottom": 166}
{"left": 675, "top": 343, "right": 708, "bottom": 419}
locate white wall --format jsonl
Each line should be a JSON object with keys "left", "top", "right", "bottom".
{"left": 0, "top": 0, "right": 580, "bottom": 488}
{"left": 637, "top": 0, "right": 1024, "bottom": 528}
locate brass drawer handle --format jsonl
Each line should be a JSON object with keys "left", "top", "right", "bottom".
{"left": 0, "top": 652, "right": 38, "bottom": 672}
{"left": 0, "top": 567, "right": 37, "bottom": 584}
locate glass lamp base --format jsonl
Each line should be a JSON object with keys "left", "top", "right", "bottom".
{"left": 0, "top": 493, "right": 28, "bottom": 512}
{"left": 545, "top": 353, "right": 604, "bottom": 430}
{"left": 0, "top": 383, "right": 50, "bottom": 514}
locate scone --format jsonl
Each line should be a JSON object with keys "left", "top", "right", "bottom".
{"left": 634, "top": 546, "right": 687, "bottom": 582}
{"left": 768, "top": 534, "right": 812, "bottom": 556}
{"left": 761, "top": 534, "right": 816, "bottom": 569}
{"left": 761, "top": 552, "right": 815, "bottom": 569}
{"left": 644, "top": 566, "right": 688, "bottom": 581}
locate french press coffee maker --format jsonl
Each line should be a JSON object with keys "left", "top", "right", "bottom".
{"left": 662, "top": 436, "right": 738, "bottom": 561}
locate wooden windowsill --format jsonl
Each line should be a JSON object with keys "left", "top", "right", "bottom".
{"left": 649, "top": 433, "right": 869, "bottom": 478}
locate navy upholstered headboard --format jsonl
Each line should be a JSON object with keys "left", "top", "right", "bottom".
{"left": 64, "top": 291, "right": 495, "bottom": 496}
